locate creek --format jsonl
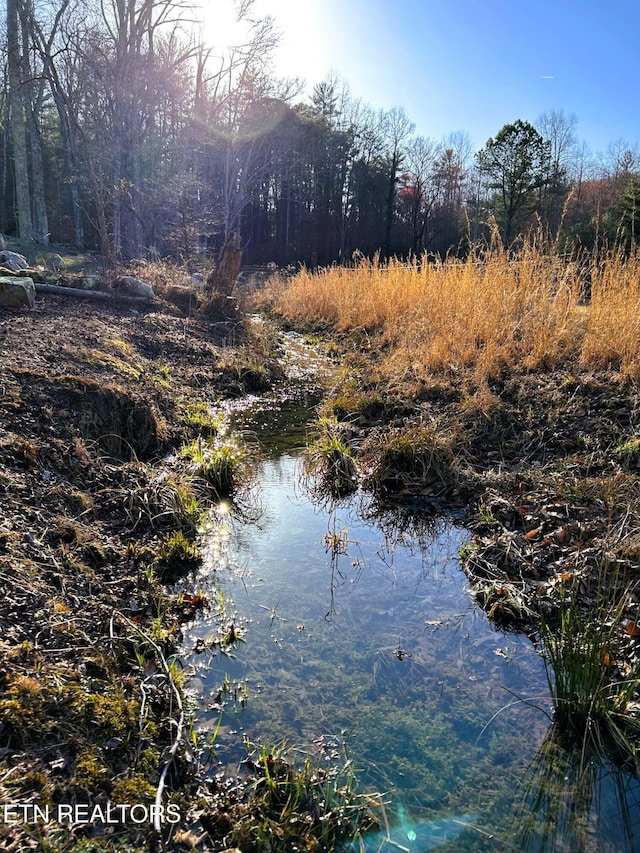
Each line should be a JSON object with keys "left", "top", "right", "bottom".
{"left": 179, "top": 333, "right": 640, "bottom": 852}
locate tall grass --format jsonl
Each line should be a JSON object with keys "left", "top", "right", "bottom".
{"left": 582, "top": 248, "right": 640, "bottom": 377}
{"left": 275, "top": 242, "right": 640, "bottom": 381}
{"left": 511, "top": 724, "right": 639, "bottom": 853}
{"left": 538, "top": 587, "right": 640, "bottom": 758}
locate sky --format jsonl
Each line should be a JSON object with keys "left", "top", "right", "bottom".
{"left": 243, "top": 0, "right": 640, "bottom": 156}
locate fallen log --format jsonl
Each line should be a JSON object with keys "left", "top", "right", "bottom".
{"left": 34, "top": 282, "right": 153, "bottom": 304}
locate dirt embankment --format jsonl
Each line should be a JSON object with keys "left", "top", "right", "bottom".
{"left": 0, "top": 296, "right": 283, "bottom": 851}
{"left": 312, "top": 338, "right": 640, "bottom": 653}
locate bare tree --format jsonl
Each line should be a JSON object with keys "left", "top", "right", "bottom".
{"left": 538, "top": 110, "right": 578, "bottom": 182}
{"left": 200, "top": 7, "right": 281, "bottom": 243}
{"left": 379, "top": 106, "right": 414, "bottom": 257}
{"left": 6, "top": 0, "right": 32, "bottom": 242}
{"left": 601, "top": 139, "right": 639, "bottom": 186}
{"left": 398, "top": 135, "right": 439, "bottom": 254}
{"left": 536, "top": 109, "right": 578, "bottom": 233}
{"left": 25, "top": 0, "right": 88, "bottom": 246}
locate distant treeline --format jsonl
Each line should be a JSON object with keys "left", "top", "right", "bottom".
{"left": 1, "top": 0, "right": 639, "bottom": 266}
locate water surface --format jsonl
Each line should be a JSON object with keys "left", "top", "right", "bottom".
{"left": 180, "top": 386, "right": 640, "bottom": 851}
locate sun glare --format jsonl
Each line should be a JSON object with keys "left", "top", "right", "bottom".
{"left": 198, "top": 0, "right": 249, "bottom": 50}
{"left": 197, "top": 0, "right": 343, "bottom": 88}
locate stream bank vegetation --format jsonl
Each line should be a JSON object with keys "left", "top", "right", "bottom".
{"left": 268, "top": 236, "right": 640, "bottom": 774}
{"left": 1, "top": 287, "right": 360, "bottom": 852}
{"left": 206, "top": 740, "right": 377, "bottom": 853}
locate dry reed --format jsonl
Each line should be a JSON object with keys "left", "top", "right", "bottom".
{"left": 275, "top": 243, "right": 640, "bottom": 381}
{"left": 581, "top": 249, "right": 640, "bottom": 378}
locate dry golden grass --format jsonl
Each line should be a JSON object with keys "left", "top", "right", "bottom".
{"left": 275, "top": 243, "right": 640, "bottom": 381}
{"left": 581, "top": 250, "right": 640, "bottom": 378}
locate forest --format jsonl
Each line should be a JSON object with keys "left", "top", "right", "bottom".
{"left": 2, "top": 0, "right": 640, "bottom": 269}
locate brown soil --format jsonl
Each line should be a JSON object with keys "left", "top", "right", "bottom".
{"left": 0, "top": 295, "right": 281, "bottom": 851}
{"left": 321, "top": 349, "right": 640, "bottom": 643}
{"left": 457, "top": 371, "right": 640, "bottom": 627}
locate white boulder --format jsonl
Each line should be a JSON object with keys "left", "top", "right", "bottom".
{"left": 0, "top": 276, "right": 36, "bottom": 308}
{"left": 0, "top": 250, "right": 30, "bottom": 272}
{"left": 113, "top": 275, "right": 155, "bottom": 300}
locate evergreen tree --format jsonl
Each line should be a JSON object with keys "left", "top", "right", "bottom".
{"left": 476, "top": 119, "right": 551, "bottom": 244}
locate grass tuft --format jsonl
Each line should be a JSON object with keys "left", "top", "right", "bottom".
{"left": 538, "top": 578, "right": 640, "bottom": 760}
{"left": 180, "top": 435, "right": 250, "bottom": 498}
{"left": 221, "top": 741, "right": 376, "bottom": 853}
{"left": 303, "top": 417, "right": 358, "bottom": 499}
{"left": 361, "top": 422, "right": 458, "bottom": 498}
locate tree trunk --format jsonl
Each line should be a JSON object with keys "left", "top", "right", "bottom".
{"left": 28, "top": 0, "right": 83, "bottom": 247}
{"left": 25, "top": 101, "right": 49, "bottom": 243}
{"left": 47, "top": 89, "right": 84, "bottom": 248}
{"left": 19, "top": 1, "right": 48, "bottom": 244}
{"left": 206, "top": 231, "right": 242, "bottom": 297}
{"left": 7, "top": 0, "right": 33, "bottom": 243}
{"left": 0, "top": 96, "right": 9, "bottom": 235}
{"left": 384, "top": 151, "right": 399, "bottom": 259}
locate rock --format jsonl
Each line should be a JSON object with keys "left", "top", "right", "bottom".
{"left": 112, "top": 275, "right": 155, "bottom": 300}
{"left": 164, "top": 284, "right": 199, "bottom": 315}
{"left": 82, "top": 274, "right": 101, "bottom": 290}
{"left": 46, "top": 253, "right": 65, "bottom": 272}
{"left": 0, "top": 276, "right": 35, "bottom": 309}
{"left": 0, "top": 250, "right": 29, "bottom": 272}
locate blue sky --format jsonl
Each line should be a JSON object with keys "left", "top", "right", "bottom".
{"left": 252, "top": 0, "right": 639, "bottom": 155}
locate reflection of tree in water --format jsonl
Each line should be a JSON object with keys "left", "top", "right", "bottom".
{"left": 319, "top": 491, "right": 460, "bottom": 620}
{"left": 322, "top": 504, "right": 364, "bottom": 621}
{"left": 510, "top": 724, "right": 640, "bottom": 853}
{"left": 358, "top": 495, "right": 444, "bottom": 556}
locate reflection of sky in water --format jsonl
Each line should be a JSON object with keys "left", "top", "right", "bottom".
{"left": 181, "top": 453, "right": 640, "bottom": 852}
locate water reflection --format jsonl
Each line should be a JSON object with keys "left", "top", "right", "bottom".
{"left": 510, "top": 724, "right": 640, "bottom": 852}
{"left": 180, "top": 452, "right": 640, "bottom": 851}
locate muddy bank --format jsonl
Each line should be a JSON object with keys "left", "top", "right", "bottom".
{"left": 299, "top": 336, "right": 640, "bottom": 696}
{"left": 0, "top": 297, "right": 286, "bottom": 851}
